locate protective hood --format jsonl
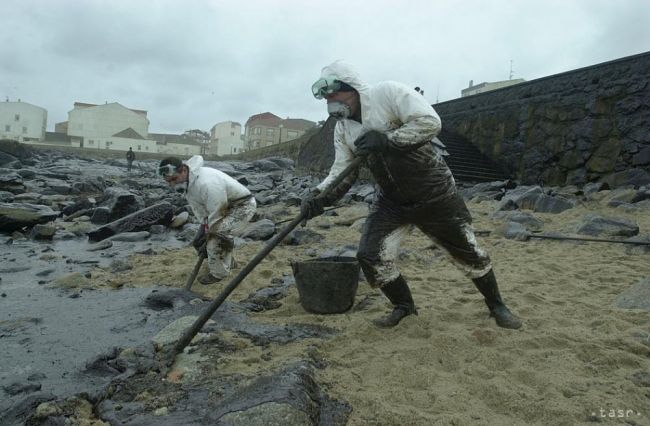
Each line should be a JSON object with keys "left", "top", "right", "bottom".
{"left": 315, "top": 61, "right": 443, "bottom": 198}
{"left": 185, "top": 155, "right": 204, "bottom": 175}
{"left": 320, "top": 60, "right": 370, "bottom": 105}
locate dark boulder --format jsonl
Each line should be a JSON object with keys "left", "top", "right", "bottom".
{"left": 87, "top": 202, "right": 174, "bottom": 242}
{"left": 97, "top": 187, "right": 145, "bottom": 222}
{"left": 62, "top": 197, "right": 95, "bottom": 217}
{"left": 0, "top": 170, "right": 26, "bottom": 194}
{"left": 576, "top": 214, "right": 639, "bottom": 237}
{"left": 0, "top": 139, "right": 34, "bottom": 160}
{"left": 0, "top": 151, "right": 17, "bottom": 166}
{"left": 0, "top": 202, "right": 59, "bottom": 232}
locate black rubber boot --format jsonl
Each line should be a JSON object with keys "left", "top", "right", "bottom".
{"left": 199, "top": 273, "right": 221, "bottom": 285}
{"left": 472, "top": 270, "right": 522, "bottom": 329}
{"left": 373, "top": 275, "right": 418, "bottom": 328}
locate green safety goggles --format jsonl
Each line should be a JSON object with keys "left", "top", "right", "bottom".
{"left": 311, "top": 76, "right": 353, "bottom": 99}
{"left": 157, "top": 163, "right": 179, "bottom": 177}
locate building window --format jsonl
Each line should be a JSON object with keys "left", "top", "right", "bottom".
{"left": 88, "top": 140, "right": 94, "bottom": 145}
{"left": 254, "top": 127, "right": 261, "bottom": 135}
{"left": 266, "top": 128, "right": 274, "bottom": 137}
{"left": 287, "top": 130, "right": 298, "bottom": 138}
{"left": 230, "top": 132, "right": 234, "bottom": 136}
{"left": 4, "top": 125, "right": 10, "bottom": 132}
{"left": 15, "top": 114, "right": 20, "bottom": 121}
{"left": 137, "top": 145, "right": 141, "bottom": 150}
{"left": 22, "top": 126, "right": 27, "bottom": 134}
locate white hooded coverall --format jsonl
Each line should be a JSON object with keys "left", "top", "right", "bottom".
{"left": 315, "top": 61, "right": 492, "bottom": 287}
{"left": 183, "top": 155, "right": 256, "bottom": 279}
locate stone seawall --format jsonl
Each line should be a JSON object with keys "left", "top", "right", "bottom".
{"left": 434, "top": 51, "right": 650, "bottom": 186}
{"left": 222, "top": 121, "right": 340, "bottom": 179}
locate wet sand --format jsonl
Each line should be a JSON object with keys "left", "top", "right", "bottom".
{"left": 86, "top": 193, "right": 650, "bottom": 425}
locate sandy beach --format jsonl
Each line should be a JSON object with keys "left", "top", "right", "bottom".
{"left": 85, "top": 190, "right": 650, "bottom": 425}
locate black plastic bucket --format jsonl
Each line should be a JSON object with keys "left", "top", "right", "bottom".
{"left": 291, "top": 256, "right": 360, "bottom": 314}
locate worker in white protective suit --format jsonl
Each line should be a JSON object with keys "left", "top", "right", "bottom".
{"left": 301, "top": 60, "right": 521, "bottom": 329}
{"left": 158, "top": 155, "right": 256, "bottom": 285}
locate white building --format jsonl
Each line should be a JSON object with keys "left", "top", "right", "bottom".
{"left": 150, "top": 133, "right": 203, "bottom": 156}
{"left": 0, "top": 100, "right": 47, "bottom": 143}
{"left": 461, "top": 79, "right": 526, "bottom": 97}
{"left": 63, "top": 102, "right": 157, "bottom": 153}
{"left": 209, "top": 121, "right": 244, "bottom": 156}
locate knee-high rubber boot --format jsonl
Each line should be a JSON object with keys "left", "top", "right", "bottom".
{"left": 373, "top": 275, "right": 418, "bottom": 328}
{"left": 472, "top": 270, "right": 522, "bottom": 329}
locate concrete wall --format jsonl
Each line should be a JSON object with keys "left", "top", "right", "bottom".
{"left": 221, "top": 124, "right": 321, "bottom": 163}
{"left": 156, "top": 141, "right": 202, "bottom": 157}
{"left": 221, "top": 134, "right": 305, "bottom": 162}
{"left": 77, "top": 136, "right": 157, "bottom": 153}
{"left": 434, "top": 51, "right": 650, "bottom": 186}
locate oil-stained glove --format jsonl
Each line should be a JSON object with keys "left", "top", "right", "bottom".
{"left": 214, "top": 233, "right": 234, "bottom": 251}
{"left": 300, "top": 196, "right": 327, "bottom": 220}
{"left": 354, "top": 130, "right": 391, "bottom": 155}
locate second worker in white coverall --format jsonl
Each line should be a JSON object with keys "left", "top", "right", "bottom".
{"left": 158, "top": 155, "right": 256, "bottom": 285}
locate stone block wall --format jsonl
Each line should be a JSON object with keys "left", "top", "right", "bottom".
{"left": 434, "top": 51, "right": 650, "bottom": 186}
{"left": 220, "top": 125, "right": 321, "bottom": 164}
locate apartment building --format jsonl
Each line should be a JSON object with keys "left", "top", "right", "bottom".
{"left": 0, "top": 100, "right": 47, "bottom": 143}
{"left": 210, "top": 121, "right": 244, "bottom": 156}
{"left": 244, "top": 112, "right": 316, "bottom": 151}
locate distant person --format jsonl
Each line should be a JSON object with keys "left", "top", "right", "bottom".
{"left": 157, "top": 155, "right": 256, "bottom": 285}
{"left": 126, "top": 147, "right": 135, "bottom": 171}
{"left": 302, "top": 60, "right": 521, "bottom": 329}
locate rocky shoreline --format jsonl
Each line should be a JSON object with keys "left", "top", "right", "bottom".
{"left": 1, "top": 141, "right": 649, "bottom": 425}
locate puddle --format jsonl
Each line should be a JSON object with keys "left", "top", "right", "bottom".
{"left": 0, "top": 234, "right": 190, "bottom": 414}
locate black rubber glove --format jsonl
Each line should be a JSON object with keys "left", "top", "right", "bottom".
{"left": 300, "top": 196, "right": 327, "bottom": 220}
{"left": 354, "top": 130, "right": 391, "bottom": 155}
{"left": 213, "top": 233, "right": 234, "bottom": 251}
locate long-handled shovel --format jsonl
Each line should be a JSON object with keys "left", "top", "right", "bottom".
{"left": 184, "top": 248, "right": 207, "bottom": 291}
{"left": 525, "top": 233, "right": 650, "bottom": 245}
{"left": 170, "top": 156, "right": 363, "bottom": 358}
{"left": 454, "top": 230, "right": 650, "bottom": 246}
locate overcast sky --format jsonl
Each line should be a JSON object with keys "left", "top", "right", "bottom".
{"left": 2, "top": 0, "right": 649, "bottom": 134}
